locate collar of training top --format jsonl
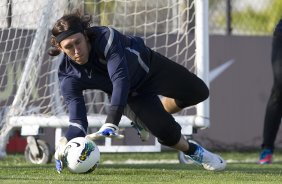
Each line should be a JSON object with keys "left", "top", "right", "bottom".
{"left": 55, "top": 27, "right": 84, "bottom": 43}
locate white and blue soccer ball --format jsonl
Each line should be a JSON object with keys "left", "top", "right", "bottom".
{"left": 62, "top": 137, "right": 100, "bottom": 173}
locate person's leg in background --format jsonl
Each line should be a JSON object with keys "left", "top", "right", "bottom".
{"left": 259, "top": 28, "right": 282, "bottom": 164}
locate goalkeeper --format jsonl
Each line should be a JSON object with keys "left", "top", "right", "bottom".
{"left": 49, "top": 13, "right": 226, "bottom": 173}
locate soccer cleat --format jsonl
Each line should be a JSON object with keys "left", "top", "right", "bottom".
{"left": 131, "top": 122, "right": 150, "bottom": 142}
{"left": 258, "top": 148, "right": 273, "bottom": 164}
{"left": 186, "top": 145, "right": 226, "bottom": 171}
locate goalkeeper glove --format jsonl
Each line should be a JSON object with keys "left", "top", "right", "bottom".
{"left": 54, "top": 137, "right": 68, "bottom": 174}
{"left": 85, "top": 123, "right": 124, "bottom": 140}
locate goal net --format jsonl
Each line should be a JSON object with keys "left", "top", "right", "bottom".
{"left": 0, "top": 0, "right": 209, "bottom": 157}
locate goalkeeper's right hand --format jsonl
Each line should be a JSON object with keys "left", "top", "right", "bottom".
{"left": 54, "top": 137, "right": 68, "bottom": 174}
{"left": 85, "top": 123, "right": 124, "bottom": 141}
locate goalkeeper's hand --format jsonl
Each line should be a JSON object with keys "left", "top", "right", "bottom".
{"left": 85, "top": 123, "right": 124, "bottom": 141}
{"left": 54, "top": 137, "right": 68, "bottom": 174}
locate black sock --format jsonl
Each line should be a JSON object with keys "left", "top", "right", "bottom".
{"left": 183, "top": 142, "right": 198, "bottom": 156}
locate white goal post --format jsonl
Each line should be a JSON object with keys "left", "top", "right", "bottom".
{"left": 0, "top": 0, "right": 209, "bottom": 157}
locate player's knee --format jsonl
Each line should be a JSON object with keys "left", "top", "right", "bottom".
{"left": 157, "top": 132, "right": 181, "bottom": 147}
{"left": 197, "top": 82, "right": 209, "bottom": 102}
{"left": 175, "top": 83, "right": 209, "bottom": 109}
{"left": 156, "top": 124, "right": 182, "bottom": 147}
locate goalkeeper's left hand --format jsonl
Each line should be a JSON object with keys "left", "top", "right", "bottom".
{"left": 85, "top": 123, "right": 124, "bottom": 141}
{"left": 54, "top": 137, "right": 68, "bottom": 174}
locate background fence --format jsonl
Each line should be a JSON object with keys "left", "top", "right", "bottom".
{"left": 209, "top": 0, "right": 282, "bottom": 35}
{"left": 1, "top": 0, "right": 281, "bottom": 35}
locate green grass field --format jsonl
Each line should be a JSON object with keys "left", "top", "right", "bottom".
{"left": 1, "top": 151, "right": 282, "bottom": 184}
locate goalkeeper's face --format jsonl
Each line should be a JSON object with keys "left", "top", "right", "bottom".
{"left": 59, "top": 33, "right": 91, "bottom": 65}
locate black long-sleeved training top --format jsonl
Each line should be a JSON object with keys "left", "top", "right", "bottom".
{"left": 58, "top": 26, "right": 151, "bottom": 127}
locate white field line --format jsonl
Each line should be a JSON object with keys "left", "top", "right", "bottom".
{"left": 103, "top": 159, "right": 179, "bottom": 165}
{"left": 102, "top": 158, "right": 281, "bottom": 165}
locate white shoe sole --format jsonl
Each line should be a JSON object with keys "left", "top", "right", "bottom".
{"left": 202, "top": 154, "right": 226, "bottom": 171}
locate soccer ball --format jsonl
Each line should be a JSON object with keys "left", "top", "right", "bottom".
{"left": 62, "top": 137, "right": 100, "bottom": 173}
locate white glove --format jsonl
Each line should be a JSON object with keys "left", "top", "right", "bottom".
{"left": 85, "top": 123, "right": 124, "bottom": 140}
{"left": 54, "top": 137, "right": 68, "bottom": 174}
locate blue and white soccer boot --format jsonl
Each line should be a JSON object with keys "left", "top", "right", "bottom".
{"left": 186, "top": 144, "right": 226, "bottom": 171}
{"left": 131, "top": 122, "right": 150, "bottom": 142}
{"left": 86, "top": 123, "right": 124, "bottom": 140}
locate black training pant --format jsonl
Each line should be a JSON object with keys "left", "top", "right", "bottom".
{"left": 262, "top": 30, "right": 282, "bottom": 150}
{"left": 124, "top": 49, "right": 209, "bottom": 147}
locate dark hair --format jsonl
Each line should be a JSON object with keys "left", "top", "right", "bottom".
{"left": 48, "top": 13, "right": 92, "bottom": 56}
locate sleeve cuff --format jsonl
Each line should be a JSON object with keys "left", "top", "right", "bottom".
{"left": 105, "top": 106, "right": 124, "bottom": 126}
